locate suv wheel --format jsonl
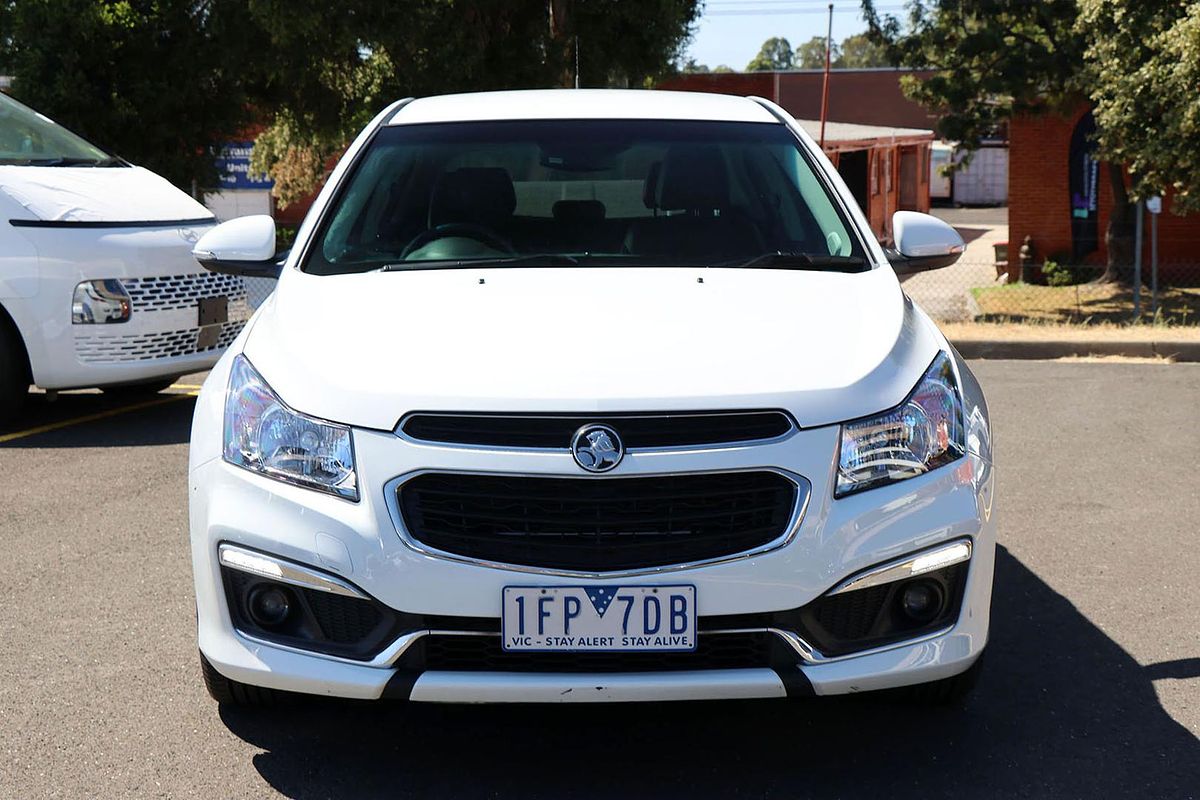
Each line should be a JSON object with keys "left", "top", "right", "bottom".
{"left": 0, "top": 325, "right": 30, "bottom": 427}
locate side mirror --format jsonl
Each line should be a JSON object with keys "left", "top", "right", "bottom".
{"left": 887, "top": 211, "right": 965, "bottom": 274}
{"left": 192, "top": 215, "right": 282, "bottom": 278}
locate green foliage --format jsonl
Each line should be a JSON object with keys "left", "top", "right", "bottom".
{"left": 1041, "top": 258, "right": 1084, "bottom": 287}
{"left": 795, "top": 36, "right": 836, "bottom": 70}
{"left": 0, "top": 0, "right": 700, "bottom": 201}
{"left": 835, "top": 33, "right": 890, "bottom": 68}
{"left": 0, "top": 0, "right": 268, "bottom": 189}
{"left": 248, "top": 0, "right": 701, "bottom": 206}
{"left": 746, "top": 37, "right": 794, "bottom": 71}
{"left": 1080, "top": 0, "right": 1200, "bottom": 213}
{"left": 862, "top": 0, "right": 1084, "bottom": 153}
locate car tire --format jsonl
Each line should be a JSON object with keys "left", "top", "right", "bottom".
{"left": 901, "top": 652, "right": 985, "bottom": 705}
{"left": 100, "top": 377, "right": 180, "bottom": 396}
{"left": 0, "top": 324, "right": 30, "bottom": 427}
{"left": 200, "top": 651, "right": 287, "bottom": 706}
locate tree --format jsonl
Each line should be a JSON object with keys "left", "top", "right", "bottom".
{"left": 746, "top": 37, "right": 794, "bottom": 71}
{"left": 247, "top": 0, "right": 702, "bottom": 206}
{"left": 1080, "top": 0, "right": 1200, "bottom": 214}
{"left": 0, "top": 0, "right": 268, "bottom": 189}
{"left": 835, "top": 33, "right": 889, "bottom": 68}
{"left": 859, "top": 0, "right": 1143, "bottom": 278}
{"left": 795, "top": 35, "right": 837, "bottom": 69}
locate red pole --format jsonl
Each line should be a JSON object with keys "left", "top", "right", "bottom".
{"left": 819, "top": 3, "right": 833, "bottom": 148}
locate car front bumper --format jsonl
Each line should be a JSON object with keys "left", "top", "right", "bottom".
{"left": 190, "top": 351, "right": 996, "bottom": 703}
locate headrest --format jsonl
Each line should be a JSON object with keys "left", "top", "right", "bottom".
{"left": 429, "top": 167, "right": 516, "bottom": 228}
{"left": 552, "top": 200, "right": 606, "bottom": 225}
{"left": 655, "top": 146, "right": 730, "bottom": 211}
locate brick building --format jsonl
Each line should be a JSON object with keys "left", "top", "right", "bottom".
{"left": 1009, "top": 105, "right": 1200, "bottom": 282}
{"left": 659, "top": 69, "right": 937, "bottom": 129}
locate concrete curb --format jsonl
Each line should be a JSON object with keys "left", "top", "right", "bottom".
{"left": 952, "top": 339, "right": 1200, "bottom": 361}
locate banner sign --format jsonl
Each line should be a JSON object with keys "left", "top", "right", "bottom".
{"left": 1069, "top": 111, "right": 1100, "bottom": 262}
{"left": 214, "top": 141, "right": 273, "bottom": 190}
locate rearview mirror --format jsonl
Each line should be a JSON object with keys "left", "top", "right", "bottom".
{"left": 887, "top": 211, "right": 965, "bottom": 275}
{"left": 192, "top": 215, "right": 282, "bottom": 278}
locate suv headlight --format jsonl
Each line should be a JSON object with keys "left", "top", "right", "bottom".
{"left": 72, "top": 279, "right": 131, "bottom": 323}
{"left": 836, "top": 352, "right": 965, "bottom": 497}
{"left": 223, "top": 355, "right": 358, "bottom": 500}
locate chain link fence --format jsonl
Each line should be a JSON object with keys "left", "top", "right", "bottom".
{"left": 905, "top": 210, "right": 1200, "bottom": 325}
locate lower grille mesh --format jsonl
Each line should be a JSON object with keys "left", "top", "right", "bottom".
{"left": 406, "top": 632, "right": 776, "bottom": 673}
{"left": 398, "top": 471, "right": 799, "bottom": 571}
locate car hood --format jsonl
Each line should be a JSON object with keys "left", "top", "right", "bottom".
{"left": 243, "top": 265, "right": 943, "bottom": 431}
{"left": 0, "top": 165, "right": 212, "bottom": 223}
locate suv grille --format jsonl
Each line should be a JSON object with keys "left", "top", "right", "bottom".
{"left": 399, "top": 411, "right": 794, "bottom": 449}
{"left": 124, "top": 271, "right": 248, "bottom": 312}
{"left": 397, "top": 471, "right": 800, "bottom": 572}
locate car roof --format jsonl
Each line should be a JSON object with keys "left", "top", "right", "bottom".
{"left": 388, "top": 89, "right": 780, "bottom": 126}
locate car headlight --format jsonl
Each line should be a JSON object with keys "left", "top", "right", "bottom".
{"left": 836, "top": 352, "right": 966, "bottom": 497}
{"left": 223, "top": 355, "right": 358, "bottom": 501}
{"left": 72, "top": 279, "right": 131, "bottom": 324}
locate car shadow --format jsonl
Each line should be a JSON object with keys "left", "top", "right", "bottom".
{"left": 218, "top": 546, "right": 1200, "bottom": 799}
{"left": 0, "top": 390, "right": 195, "bottom": 448}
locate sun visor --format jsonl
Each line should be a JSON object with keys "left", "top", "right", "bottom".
{"left": 0, "top": 165, "right": 214, "bottom": 223}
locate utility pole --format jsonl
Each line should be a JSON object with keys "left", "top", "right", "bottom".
{"left": 575, "top": 35, "right": 580, "bottom": 89}
{"left": 819, "top": 3, "right": 833, "bottom": 148}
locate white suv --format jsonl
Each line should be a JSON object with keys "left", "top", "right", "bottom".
{"left": 0, "top": 92, "right": 253, "bottom": 423}
{"left": 189, "top": 90, "right": 994, "bottom": 706}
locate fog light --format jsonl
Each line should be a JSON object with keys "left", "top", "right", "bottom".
{"left": 899, "top": 580, "right": 944, "bottom": 624}
{"left": 72, "top": 279, "right": 131, "bottom": 324}
{"left": 247, "top": 585, "right": 292, "bottom": 628}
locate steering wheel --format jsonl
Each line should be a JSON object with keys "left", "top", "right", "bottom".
{"left": 400, "top": 223, "right": 515, "bottom": 259}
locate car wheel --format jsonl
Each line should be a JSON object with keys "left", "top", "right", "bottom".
{"left": 200, "top": 651, "right": 287, "bottom": 706}
{"left": 0, "top": 325, "right": 30, "bottom": 426}
{"left": 100, "top": 377, "right": 180, "bottom": 396}
{"left": 901, "top": 652, "right": 985, "bottom": 705}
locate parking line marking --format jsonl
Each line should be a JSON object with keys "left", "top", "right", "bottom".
{"left": 170, "top": 383, "right": 204, "bottom": 390}
{"left": 0, "top": 393, "right": 196, "bottom": 444}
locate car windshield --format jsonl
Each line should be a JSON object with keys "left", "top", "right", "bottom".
{"left": 305, "top": 119, "right": 866, "bottom": 275}
{"left": 0, "top": 92, "right": 119, "bottom": 166}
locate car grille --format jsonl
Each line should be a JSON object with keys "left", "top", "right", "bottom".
{"left": 401, "top": 631, "right": 778, "bottom": 673}
{"left": 74, "top": 321, "right": 245, "bottom": 363}
{"left": 124, "top": 271, "right": 248, "bottom": 312}
{"left": 399, "top": 411, "right": 794, "bottom": 448}
{"left": 396, "top": 471, "right": 800, "bottom": 572}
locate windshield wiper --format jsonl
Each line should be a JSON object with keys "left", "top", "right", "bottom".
{"left": 718, "top": 252, "right": 868, "bottom": 272}
{"left": 380, "top": 253, "right": 581, "bottom": 271}
{"left": 14, "top": 156, "right": 124, "bottom": 167}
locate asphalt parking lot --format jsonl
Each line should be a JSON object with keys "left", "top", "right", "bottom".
{"left": 1, "top": 360, "right": 1197, "bottom": 799}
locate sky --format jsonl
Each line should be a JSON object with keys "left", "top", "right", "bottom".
{"left": 685, "top": 0, "right": 890, "bottom": 71}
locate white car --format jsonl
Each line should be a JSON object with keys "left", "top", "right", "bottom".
{"left": 0, "top": 92, "right": 255, "bottom": 423}
{"left": 189, "top": 90, "right": 994, "bottom": 707}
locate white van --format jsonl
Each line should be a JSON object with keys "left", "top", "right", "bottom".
{"left": 0, "top": 92, "right": 255, "bottom": 424}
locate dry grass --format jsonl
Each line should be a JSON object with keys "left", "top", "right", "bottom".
{"left": 942, "top": 320, "right": 1200, "bottom": 342}
{"left": 970, "top": 283, "right": 1200, "bottom": 326}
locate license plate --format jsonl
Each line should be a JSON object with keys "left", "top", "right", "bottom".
{"left": 501, "top": 585, "right": 696, "bottom": 652}
{"left": 198, "top": 295, "right": 228, "bottom": 326}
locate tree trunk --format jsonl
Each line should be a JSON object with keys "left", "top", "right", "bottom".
{"left": 549, "top": 0, "right": 573, "bottom": 88}
{"left": 1098, "top": 161, "right": 1135, "bottom": 284}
